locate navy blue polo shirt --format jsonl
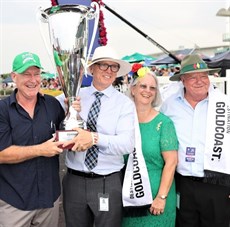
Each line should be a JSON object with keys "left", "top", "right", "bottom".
{"left": 0, "top": 90, "right": 65, "bottom": 210}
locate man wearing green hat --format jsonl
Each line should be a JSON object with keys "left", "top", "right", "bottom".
{"left": 0, "top": 52, "right": 65, "bottom": 226}
{"left": 161, "top": 54, "right": 230, "bottom": 227}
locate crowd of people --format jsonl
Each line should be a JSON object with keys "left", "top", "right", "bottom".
{"left": 41, "top": 77, "right": 62, "bottom": 90}
{"left": 0, "top": 47, "right": 229, "bottom": 227}
{"left": 150, "top": 65, "right": 181, "bottom": 77}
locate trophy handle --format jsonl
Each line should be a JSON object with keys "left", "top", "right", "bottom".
{"left": 36, "top": 8, "right": 56, "bottom": 72}
{"left": 85, "top": 2, "right": 100, "bottom": 67}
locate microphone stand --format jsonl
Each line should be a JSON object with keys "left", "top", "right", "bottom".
{"left": 102, "top": 3, "right": 181, "bottom": 64}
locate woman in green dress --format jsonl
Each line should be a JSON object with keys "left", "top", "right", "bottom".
{"left": 122, "top": 66, "right": 178, "bottom": 227}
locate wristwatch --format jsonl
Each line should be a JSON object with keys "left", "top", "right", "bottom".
{"left": 158, "top": 195, "right": 167, "bottom": 200}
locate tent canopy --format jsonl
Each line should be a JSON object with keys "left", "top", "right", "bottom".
{"left": 122, "top": 52, "right": 156, "bottom": 63}
{"left": 41, "top": 72, "right": 56, "bottom": 79}
{"left": 2, "top": 76, "right": 13, "bottom": 83}
{"left": 207, "top": 50, "right": 230, "bottom": 77}
{"left": 150, "top": 48, "right": 194, "bottom": 65}
{"left": 150, "top": 48, "right": 211, "bottom": 67}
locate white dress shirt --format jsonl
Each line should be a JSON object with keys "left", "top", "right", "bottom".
{"left": 161, "top": 85, "right": 217, "bottom": 177}
{"left": 65, "top": 84, "right": 136, "bottom": 174}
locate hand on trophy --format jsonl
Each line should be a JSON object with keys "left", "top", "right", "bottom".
{"left": 38, "top": 136, "right": 65, "bottom": 156}
{"left": 71, "top": 96, "right": 81, "bottom": 113}
{"left": 63, "top": 96, "right": 81, "bottom": 114}
{"left": 62, "top": 128, "right": 95, "bottom": 152}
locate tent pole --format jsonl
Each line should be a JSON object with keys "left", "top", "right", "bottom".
{"left": 102, "top": 3, "right": 181, "bottom": 64}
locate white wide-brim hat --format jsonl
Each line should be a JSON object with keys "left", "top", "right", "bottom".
{"left": 87, "top": 46, "right": 131, "bottom": 77}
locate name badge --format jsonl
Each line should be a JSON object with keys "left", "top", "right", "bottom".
{"left": 185, "top": 157, "right": 195, "bottom": 162}
{"left": 98, "top": 193, "right": 109, "bottom": 212}
{"left": 186, "top": 147, "right": 196, "bottom": 156}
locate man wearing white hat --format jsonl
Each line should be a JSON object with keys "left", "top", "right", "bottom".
{"left": 62, "top": 46, "right": 136, "bottom": 227}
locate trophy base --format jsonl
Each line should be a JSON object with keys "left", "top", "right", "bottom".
{"left": 56, "top": 130, "right": 78, "bottom": 150}
{"left": 64, "top": 118, "right": 85, "bottom": 130}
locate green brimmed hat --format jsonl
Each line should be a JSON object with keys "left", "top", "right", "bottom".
{"left": 170, "top": 54, "right": 221, "bottom": 81}
{"left": 12, "top": 52, "right": 43, "bottom": 73}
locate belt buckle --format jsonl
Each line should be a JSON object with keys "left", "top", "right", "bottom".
{"left": 89, "top": 172, "right": 95, "bottom": 178}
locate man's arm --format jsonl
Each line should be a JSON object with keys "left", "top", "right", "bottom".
{"left": 0, "top": 137, "right": 64, "bottom": 164}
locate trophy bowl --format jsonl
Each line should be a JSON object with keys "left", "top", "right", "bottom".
{"left": 38, "top": 3, "right": 99, "bottom": 146}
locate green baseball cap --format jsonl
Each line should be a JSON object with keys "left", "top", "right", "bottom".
{"left": 12, "top": 52, "right": 43, "bottom": 73}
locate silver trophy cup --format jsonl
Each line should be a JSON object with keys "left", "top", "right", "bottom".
{"left": 38, "top": 3, "right": 99, "bottom": 142}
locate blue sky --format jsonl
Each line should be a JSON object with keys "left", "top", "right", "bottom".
{"left": 0, "top": 0, "right": 229, "bottom": 74}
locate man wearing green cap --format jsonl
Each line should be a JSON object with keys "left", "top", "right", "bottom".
{"left": 161, "top": 54, "right": 230, "bottom": 227}
{"left": 0, "top": 52, "right": 65, "bottom": 226}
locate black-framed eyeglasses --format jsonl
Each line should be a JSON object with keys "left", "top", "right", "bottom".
{"left": 95, "top": 63, "right": 120, "bottom": 73}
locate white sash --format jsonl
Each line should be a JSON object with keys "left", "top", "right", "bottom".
{"left": 122, "top": 113, "right": 152, "bottom": 207}
{"left": 204, "top": 91, "right": 230, "bottom": 175}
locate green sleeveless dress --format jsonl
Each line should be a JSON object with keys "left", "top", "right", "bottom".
{"left": 122, "top": 113, "right": 178, "bottom": 227}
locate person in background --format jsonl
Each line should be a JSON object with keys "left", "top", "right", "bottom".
{"left": 168, "top": 66, "right": 175, "bottom": 77}
{"left": 41, "top": 78, "right": 48, "bottom": 88}
{"left": 150, "top": 65, "right": 160, "bottom": 76}
{"left": 122, "top": 66, "right": 178, "bottom": 227}
{"left": 160, "top": 67, "right": 169, "bottom": 77}
{"left": 61, "top": 46, "right": 136, "bottom": 227}
{"left": 0, "top": 52, "right": 65, "bottom": 227}
{"left": 161, "top": 54, "right": 230, "bottom": 227}
{"left": 174, "top": 66, "right": 180, "bottom": 75}
{"left": 48, "top": 78, "right": 59, "bottom": 90}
